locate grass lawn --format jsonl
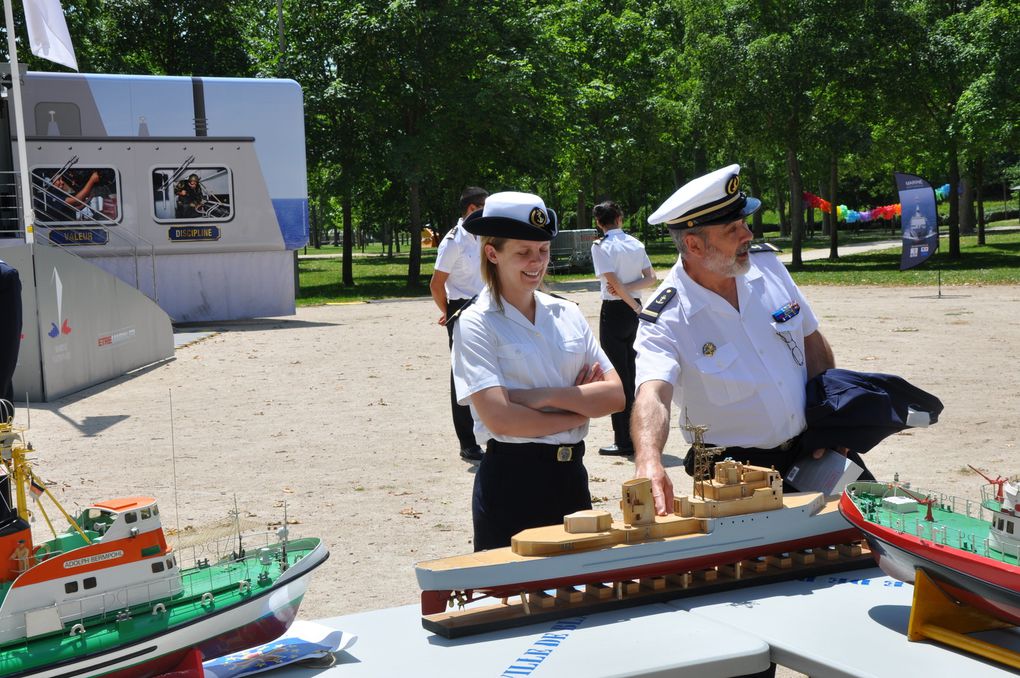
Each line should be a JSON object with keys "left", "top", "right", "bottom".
{"left": 297, "top": 224, "right": 1020, "bottom": 305}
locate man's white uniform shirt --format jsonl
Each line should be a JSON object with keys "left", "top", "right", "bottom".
{"left": 453, "top": 288, "right": 614, "bottom": 445}
{"left": 591, "top": 229, "right": 653, "bottom": 301}
{"left": 634, "top": 253, "right": 817, "bottom": 448}
{"left": 434, "top": 218, "right": 483, "bottom": 300}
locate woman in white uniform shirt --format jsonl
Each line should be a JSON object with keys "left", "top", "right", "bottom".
{"left": 453, "top": 192, "right": 625, "bottom": 551}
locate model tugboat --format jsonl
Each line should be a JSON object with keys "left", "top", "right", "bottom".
{"left": 839, "top": 472, "right": 1020, "bottom": 626}
{"left": 417, "top": 425, "right": 866, "bottom": 637}
{"left": 0, "top": 412, "right": 329, "bottom": 677}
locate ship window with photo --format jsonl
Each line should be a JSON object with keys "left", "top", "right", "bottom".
{"left": 65, "top": 581, "right": 78, "bottom": 594}
{"left": 83, "top": 577, "right": 97, "bottom": 589}
{"left": 153, "top": 505, "right": 160, "bottom": 516}
{"left": 1009, "top": 521, "right": 1015, "bottom": 535}
{"left": 151, "top": 166, "right": 234, "bottom": 222}
{"left": 152, "top": 561, "right": 165, "bottom": 573}
{"left": 31, "top": 166, "right": 121, "bottom": 226}
{"left": 141, "top": 508, "right": 151, "bottom": 519}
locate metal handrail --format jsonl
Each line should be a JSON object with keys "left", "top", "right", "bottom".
{"left": 0, "top": 170, "right": 160, "bottom": 303}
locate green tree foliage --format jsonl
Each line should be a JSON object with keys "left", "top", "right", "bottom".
{"left": 14, "top": 0, "right": 1016, "bottom": 283}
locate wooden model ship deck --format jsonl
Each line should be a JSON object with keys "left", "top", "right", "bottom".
{"left": 417, "top": 443, "right": 869, "bottom": 637}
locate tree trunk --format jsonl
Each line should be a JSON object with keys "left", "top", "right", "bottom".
{"left": 407, "top": 180, "right": 423, "bottom": 287}
{"left": 775, "top": 177, "right": 788, "bottom": 237}
{"left": 959, "top": 173, "right": 975, "bottom": 235}
{"left": 748, "top": 158, "right": 764, "bottom": 239}
{"left": 786, "top": 147, "right": 804, "bottom": 268}
{"left": 576, "top": 189, "right": 586, "bottom": 230}
{"left": 310, "top": 197, "right": 320, "bottom": 249}
{"left": 342, "top": 188, "right": 354, "bottom": 287}
{"left": 828, "top": 153, "right": 839, "bottom": 260}
{"left": 976, "top": 158, "right": 985, "bottom": 246}
{"left": 947, "top": 143, "right": 961, "bottom": 258}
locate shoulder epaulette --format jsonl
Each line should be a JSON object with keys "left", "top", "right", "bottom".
{"left": 448, "top": 295, "right": 477, "bottom": 322}
{"left": 638, "top": 287, "right": 676, "bottom": 323}
{"left": 592, "top": 238, "right": 603, "bottom": 247}
{"left": 442, "top": 227, "right": 458, "bottom": 241}
{"left": 749, "top": 242, "right": 782, "bottom": 254}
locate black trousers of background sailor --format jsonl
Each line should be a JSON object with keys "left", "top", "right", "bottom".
{"left": 600, "top": 299, "right": 639, "bottom": 448}
{"left": 472, "top": 441, "right": 592, "bottom": 551}
{"left": 445, "top": 298, "right": 476, "bottom": 451}
{"left": 0, "top": 262, "right": 21, "bottom": 404}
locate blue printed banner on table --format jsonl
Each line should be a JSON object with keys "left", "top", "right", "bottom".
{"left": 895, "top": 173, "right": 938, "bottom": 271}
{"left": 203, "top": 620, "right": 356, "bottom": 677}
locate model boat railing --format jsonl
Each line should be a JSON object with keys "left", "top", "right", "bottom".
{"left": 0, "top": 572, "right": 181, "bottom": 641}
{"left": 850, "top": 483, "right": 1020, "bottom": 565}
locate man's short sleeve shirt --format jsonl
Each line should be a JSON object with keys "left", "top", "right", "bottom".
{"left": 434, "top": 218, "right": 483, "bottom": 300}
{"left": 634, "top": 253, "right": 818, "bottom": 448}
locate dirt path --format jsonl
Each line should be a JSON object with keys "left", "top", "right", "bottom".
{"left": 13, "top": 284, "right": 1020, "bottom": 624}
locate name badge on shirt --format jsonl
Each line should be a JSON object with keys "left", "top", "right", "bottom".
{"left": 772, "top": 301, "right": 800, "bottom": 323}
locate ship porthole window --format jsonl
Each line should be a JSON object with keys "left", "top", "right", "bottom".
{"left": 166, "top": 558, "right": 173, "bottom": 569}
{"left": 83, "top": 577, "right": 97, "bottom": 590}
{"left": 65, "top": 581, "right": 79, "bottom": 594}
{"left": 1008, "top": 521, "right": 1015, "bottom": 535}
{"left": 152, "top": 561, "right": 165, "bottom": 573}
{"left": 141, "top": 508, "right": 151, "bottom": 519}
{"left": 153, "top": 506, "right": 160, "bottom": 516}
{"left": 125, "top": 512, "right": 138, "bottom": 524}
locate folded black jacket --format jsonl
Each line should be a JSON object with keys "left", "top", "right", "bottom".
{"left": 801, "top": 368, "right": 943, "bottom": 455}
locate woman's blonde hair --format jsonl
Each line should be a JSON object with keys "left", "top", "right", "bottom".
{"left": 480, "top": 236, "right": 508, "bottom": 312}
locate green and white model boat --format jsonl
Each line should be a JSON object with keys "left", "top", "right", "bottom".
{"left": 839, "top": 471, "right": 1020, "bottom": 627}
{"left": 0, "top": 415, "right": 329, "bottom": 677}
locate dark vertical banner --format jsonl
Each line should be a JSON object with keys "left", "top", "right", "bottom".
{"left": 895, "top": 173, "right": 939, "bottom": 271}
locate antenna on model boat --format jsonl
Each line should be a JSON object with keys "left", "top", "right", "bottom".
{"left": 168, "top": 389, "right": 182, "bottom": 537}
{"left": 279, "top": 500, "right": 289, "bottom": 572}
{"left": 231, "top": 494, "right": 245, "bottom": 559}
{"left": 682, "top": 415, "right": 722, "bottom": 500}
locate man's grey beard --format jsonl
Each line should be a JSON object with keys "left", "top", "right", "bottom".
{"left": 704, "top": 244, "right": 751, "bottom": 277}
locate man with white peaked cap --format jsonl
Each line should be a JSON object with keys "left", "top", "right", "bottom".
{"left": 630, "top": 164, "right": 837, "bottom": 517}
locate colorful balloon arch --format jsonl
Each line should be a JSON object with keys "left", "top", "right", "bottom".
{"left": 802, "top": 184, "right": 950, "bottom": 224}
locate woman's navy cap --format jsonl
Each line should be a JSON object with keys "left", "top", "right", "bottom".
{"left": 462, "top": 191, "right": 558, "bottom": 241}
{"left": 648, "top": 164, "right": 762, "bottom": 229}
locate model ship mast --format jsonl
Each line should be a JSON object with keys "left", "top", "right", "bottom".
{"left": 682, "top": 415, "right": 723, "bottom": 500}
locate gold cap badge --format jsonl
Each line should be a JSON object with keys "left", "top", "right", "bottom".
{"left": 702, "top": 342, "right": 717, "bottom": 357}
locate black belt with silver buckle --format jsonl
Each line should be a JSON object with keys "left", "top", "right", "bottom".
{"left": 486, "top": 440, "right": 585, "bottom": 463}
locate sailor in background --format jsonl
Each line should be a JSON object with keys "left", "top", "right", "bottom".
{"left": 0, "top": 259, "right": 21, "bottom": 408}
{"left": 631, "top": 164, "right": 855, "bottom": 518}
{"left": 452, "top": 191, "right": 624, "bottom": 551}
{"left": 590, "top": 200, "right": 657, "bottom": 456}
{"left": 429, "top": 186, "right": 488, "bottom": 462}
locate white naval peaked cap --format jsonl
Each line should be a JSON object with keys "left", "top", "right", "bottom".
{"left": 648, "top": 164, "right": 761, "bottom": 229}
{"left": 462, "top": 191, "right": 558, "bottom": 241}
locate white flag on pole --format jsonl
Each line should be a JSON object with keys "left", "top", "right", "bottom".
{"left": 22, "top": 0, "right": 78, "bottom": 71}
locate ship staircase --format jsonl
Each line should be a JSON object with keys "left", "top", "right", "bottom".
{"left": 0, "top": 170, "right": 174, "bottom": 402}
